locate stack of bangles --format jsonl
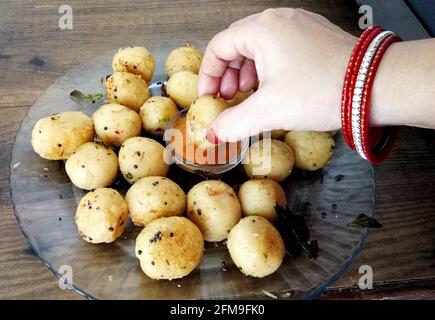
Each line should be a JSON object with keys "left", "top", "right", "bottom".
{"left": 341, "top": 26, "right": 402, "bottom": 164}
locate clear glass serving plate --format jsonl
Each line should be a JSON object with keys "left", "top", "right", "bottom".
{"left": 9, "top": 42, "right": 375, "bottom": 300}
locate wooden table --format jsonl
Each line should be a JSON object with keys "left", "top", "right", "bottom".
{"left": 1, "top": 0, "right": 434, "bottom": 300}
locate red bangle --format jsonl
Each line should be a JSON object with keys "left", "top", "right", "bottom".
{"left": 359, "top": 34, "right": 401, "bottom": 163}
{"left": 341, "top": 27, "right": 402, "bottom": 164}
{"left": 341, "top": 26, "right": 383, "bottom": 150}
{"left": 346, "top": 27, "right": 384, "bottom": 150}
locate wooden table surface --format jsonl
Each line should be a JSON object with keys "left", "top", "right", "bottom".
{"left": 1, "top": 0, "right": 434, "bottom": 300}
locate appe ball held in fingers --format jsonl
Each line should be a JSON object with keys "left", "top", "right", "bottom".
{"left": 187, "top": 180, "right": 241, "bottom": 242}
{"left": 112, "top": 46, "right": 155, "bottom": 83}
{"left": 224, "top": 90, "right": 253, "bottom": 107}
{"left": 243, "top": 139, "right": 294, "bottom": 182}
{"left": 105, "top": 71, "right": 150, "bottom": 112}
{"left": 31, "top": 111, "right": 94, "bottom": 160}
{"left": 186, "top": 95, "right": 230, "bottom": 148}
{"left": 75, "top": 188, "right": 129, "bottom": 244}
{"left": 135, "top": 216, "right": 204, "bottom": 280}
{"left": 126, "top": 176, "right": 186, "bottom": 227}
{"left": 167, "top": 95, "right": 240, "bottom": 167}
{"left": 227, "top": 216, "right": 285, "bottom": 278}
{"left": 118, "top": 137, "right": 169, "bottom": 184}
{"left": 65, "top": 142, "right": 118, "bottom": 190}
{"left": 93, "top": 103, "right": 142, "bottom": 148}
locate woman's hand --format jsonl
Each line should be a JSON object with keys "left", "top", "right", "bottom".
{"left": 198, "top": 8, "right": 357, "bottom": 142}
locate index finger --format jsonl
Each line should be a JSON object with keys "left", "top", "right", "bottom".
{"left": 198, "top": 26, "right": 255, "bottom": 96}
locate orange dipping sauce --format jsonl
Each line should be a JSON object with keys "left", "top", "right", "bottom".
{"left": 168, "top": 117, "right": 240, "bottom": 165}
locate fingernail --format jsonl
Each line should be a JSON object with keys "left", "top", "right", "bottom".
{"left": 206, "top": 129, "right": 220, "bottom": 144}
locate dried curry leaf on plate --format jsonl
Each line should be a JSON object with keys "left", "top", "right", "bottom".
{"left": 161, "top": 83, "right": 168, "bottom": 97}
{"left": 348, "top": 213, "right": 382, "bottom": 228}
{"left": 274, "top": 205, "right": 319, "bottom": 260}
{"left": 70, "top": 90, "right": 104, "bottom": 103}
{"left": 193, "top": 170, "right": 220, "bottom": 180}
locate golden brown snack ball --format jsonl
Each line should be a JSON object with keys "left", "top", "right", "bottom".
{"left": 31, "top": 111, "right": 94, "bottom": 160}
{"left": 93, "top": 103, "right": 142, "bottom": 148}
{"left": 260, "top": 129, "right": 288, "bottom": 140}
{"left": 227, "top": 216, "right": 285, "bottom": 278}
{"left": 166, "top": 70, "right": 198, "bottom": 109}
{"left": 140, "top": 96, "right": 178, "bottom": 136}
{"left": 165, "top": 43, "right": 203, "bottom": 77}
{"left": 187, "top": 180, "right": 241, "bottom": 242}
{"left": 126, "top": 176, "right": 186, "bottom": 226}
{"left": 105, "top": 71, "right": 150, "bottom": 112}
{"left": 75, "top": 188, "right": 129, "bottom": 244}
{"left": 112, "top": 46, "right": 155, "bottom": 83}
{"left": 186, "top": 95, "right": 230, "bottom": 147}
{"left": 135, "top": 216, "right": 204, "bottom": 280}
{"left": 118, "top": 137, "right": 169, "bottom": 184}
{"left": 284, "top": 131, "right": 335, "bottom": 171}
{"left": 238, "top": 178, "right": 287, "bottom": 222}
{"left": 243, "top": 139, "right": 294, "bottom": 182}
{"left": 65, "top": 142, "right": 118, "bottom": 190}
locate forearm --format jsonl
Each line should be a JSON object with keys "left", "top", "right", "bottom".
{"left": 372, "top": 38, "right": 435, "bottom": 129}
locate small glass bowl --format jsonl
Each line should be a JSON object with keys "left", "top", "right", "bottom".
{"left": 164, "top": 108, "right": 249, "bottom": 175}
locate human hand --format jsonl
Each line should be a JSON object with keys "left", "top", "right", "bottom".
{"left": 198, "top": 8, "right": 357, "bottom": 142}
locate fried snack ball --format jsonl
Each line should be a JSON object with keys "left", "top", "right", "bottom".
{"left": 187, "top": 180, "right": 241, "bottom": 242}
{"left": 260, "top": 129, "right": 287, "bottom": 140}
{"left": 31, "top": 111, "right": 94, "bottom": 160}
{"left": 65, "top": 142, "right": 118, "bottom": 190}
{"left": 225, "top": 90, "right": 253, "bottom": 107}
{"left": 243, "top": 139, "right": 294, "bottom": 182}
{"left": 165, "top": 43, "right": 203, "bottom": 77}
{"left": 118, "top": 137, "right": 169, "bottom": 184}
{"left": 139, "top": 96, "right": 178, "bottom": 136}
{"left": 135, "top": 216, "right": 204, "bottom": 280}
{"left": 284, "top": 131, "right": 335, "bottom": 171}
{"left": 112, "top": 46, "right": 155, "bottom": 83}
{"left": 186, "top": 95, "right": 230, "bottom": 147}
{"left": 126, "top": 176, "right": 186, "bottom": 226}
{"left": 271, "top": 130, "right": 287, "bottom": 140}
{"left": 166, "top": 71, "right": 198, "bottom": 109}
{"left": 227, "top": 216, "right": 285, "bottom": 278}
{"left": 93, "top": 103, "right": 142, "bottom": 148}
{"left": 75, "top": 188, "right": 129, "bottom": 244}
{"left": 105, "top": 71, "right": 150, "bottom": 112}
{"left": 238, "top": 178, "right": 287, "bottom": 222}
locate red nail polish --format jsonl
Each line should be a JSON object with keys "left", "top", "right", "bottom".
{"left": 206, "top": 129, "right": 220, "bottom": 144}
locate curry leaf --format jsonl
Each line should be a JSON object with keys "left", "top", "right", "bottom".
{"left": 275, "top": 205, "right": 319, "bottom": 260}
{"left": 70, "top": 90, "right": 104, "bottom": 103}
{"left": 348, "top": 213, "right": 382, "bottom": 228}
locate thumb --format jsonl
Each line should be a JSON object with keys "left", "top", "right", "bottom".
{"left": 210, "top": 91, "right": 272, "bottom": 142}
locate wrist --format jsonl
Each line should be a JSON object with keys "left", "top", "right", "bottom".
{"left": 370, "top": 41, "right": 405, "bottom": 126}
{"left": 372, "top": 39, "right": 435, "bottom": 129}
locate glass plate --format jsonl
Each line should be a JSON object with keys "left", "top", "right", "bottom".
{"left": 9, "top": 42, "right": 375, "bottom": 300}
